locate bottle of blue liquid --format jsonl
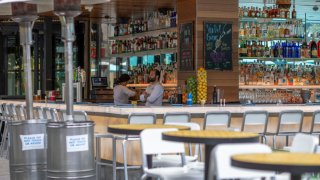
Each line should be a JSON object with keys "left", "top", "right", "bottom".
{"left": 187, "top": 93, "right": 193, "bottom": 106}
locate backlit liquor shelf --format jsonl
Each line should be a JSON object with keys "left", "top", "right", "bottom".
{"left": 108, "top": 27, "right": 177, "bottom": 41}
{"left": 108, "top": 48, "right": 177, "bottom": 58}
{"left": 127, "top": 83, "right": 177, "bottom": 88}
{"left": 239, "top": 85, "right": 320, "bottom": 89}
{"left": 239, "top": 57, "right": 320, "bottom": 61}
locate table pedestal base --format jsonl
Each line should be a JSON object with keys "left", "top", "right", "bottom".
{"left": 291, "top": 174, "right": 301, "bottom": 180}
{"left": 205, "top": 145, "right": 215, "bottom": 180}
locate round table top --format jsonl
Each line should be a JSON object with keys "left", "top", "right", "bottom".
{"left": 162, "top": 130, "right": 259, "bottom": 145}
{"left": 107, "top": 124, "right": 190, "bottom": 135}
{"left": 232, "top": 152, "right": 320, "bottom": 174}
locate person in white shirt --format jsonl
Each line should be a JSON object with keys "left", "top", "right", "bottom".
{"left": 140, "top": 69, "right": 164, "bottom": 106}
{"left": 113, "top": 74, "right": 136, "bottom": 105}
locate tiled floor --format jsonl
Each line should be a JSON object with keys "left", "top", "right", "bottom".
{"left": 0, "top": 158, "right": 142, "bottom": 180}
{"left": 0, "top": 158, "right": 10, "bottom": 180}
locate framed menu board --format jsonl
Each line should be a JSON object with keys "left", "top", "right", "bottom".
{"left": 204, "top": 22, "right": 232, "bottom": 70}
{"left": 179, "top": 22, "right": 194, "bottom": 71}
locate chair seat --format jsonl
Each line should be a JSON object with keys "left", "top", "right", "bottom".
{"left": 144, "top": 167, "right": 204, "bottom": 180}
{"left": 152, "top": 155, "right": 198, "bottom": 168}
{"left": 265, "top": 132, "right": 298, "bottom": 136}
{"left": 282, "top": 146, "right": 291, "bottom": 151}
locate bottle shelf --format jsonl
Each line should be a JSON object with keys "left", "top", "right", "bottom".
{"left": 127, "top": 83, "right": 177, "bottom": 88}
{"left": 239, "top": 57, "right": 320, "bottom": 61}
{"left": 239, "top": 37, "right": 304, "bottom": 42}
{"left": 109, "top": 27, "right": 177, "bottom": 41}
{"left": 239, "top": 85, "right": 320, "bottom": 89}
{"left": 240, "top": 17, "right": 302, "bottom": 23}
{"left": 109, "top": 48, "right": 177, "bottom": 58}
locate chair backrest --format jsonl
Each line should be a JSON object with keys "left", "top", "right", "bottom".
{"left": 277, "top": 110, "right": 304, "bottom": 134}
{"left": 311, "top": 110, "right": 320, "bottom": 133}
{"left": 128, "top": 113, "right": 156, "bottom": 124}
{"left": 290, "top": 133, "right": 318, "bottom": 153}
{"left": 6, "top": 104, "right": 17, "bottom": 120}
{"left": 50, "top": 108, "right": 60, "bottom": 121}
{"left": 34, "top": 106, "right": 45, "bottom": 119}
{"left": 241, "top": 110, "right": 269, "bottom": 134}
{"left": 163, "top": 112, "right": 191, "bottom": 124}
{"left": 60, "top": 109, "right": 89, "bottom": 121}
{"left": 15, "top": 105, "right": 26, "bottom": 120}
{"left": 140, "top": 128, "right": 185, "bottom": 170}
{"left": 43, "top": 107, "right": 59, "bottom": 121}
{"left": 210, "top": 143, "right": 275, "bottom": 180}
{"left": 204, "top": 111, "right": 231, "bottom": 130}
{"left": 43, "top": 107, "right": 52, "bottom": 120}
{"left": 164, "top": 122, "right": 201, "bottom": 158}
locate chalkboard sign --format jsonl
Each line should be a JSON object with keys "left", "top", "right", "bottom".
{"left": 204, "top": 22, "right": 232, "bottom": 70}
{"left": 179, "top": 22, "right": 194, "bottom": 71}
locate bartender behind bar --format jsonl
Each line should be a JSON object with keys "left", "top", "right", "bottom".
{"left": 140, "top": 69, "right": 164, "bottom": 106}
{"left": 113, "top": 74, "right": 136, "bottom": 105}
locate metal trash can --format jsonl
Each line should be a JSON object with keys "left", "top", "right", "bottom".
{"left": 9, "top": 119, "right": 47, "bottom": 180}
{"left": 47, "top": 121, "right": 95, "bottom": 179}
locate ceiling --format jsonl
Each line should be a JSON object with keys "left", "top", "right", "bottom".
{"left": 239, "top": 0, "right": 320, "bottom": 22}
{"left": 1, "top": 0, "right": 319, "bottom": 23}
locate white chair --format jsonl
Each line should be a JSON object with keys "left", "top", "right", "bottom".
{"left": 209, "top": 143, "right": 275, "bottom": 180}
{"left": 153, "top": 122, "right": 203, "bottom": 168}
{"left": 204, "top": 111, "right": 231, "bottom": 130}
{"left": 283, "top": 133, "right": 318, "bottom": 153}
{"left": 140, "top": 128, "right": 204, "bottom": 180}
{"left": 241, "top": 110, "right": 269, "bottom": 143}
{"left": 95, "top": 113, "right": 157, "bottom": 180}
{"left": 270, "top": 110, "right": 304, "bottom": 149}
{"left": 163, "top": 112, "right": 191, "bottom": 124}
{"left": 60, "top": 109, "right": 89, "bottom": 121}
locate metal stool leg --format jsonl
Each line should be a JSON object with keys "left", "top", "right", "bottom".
{"left": 273, "top": 135, "right": 276, "bottom": 149}
{"left": 112, "top": 137, "right": 117, "bottom": 180}
{"left": 96, "top": 136, "right": 101, "bottom": 180}
{"left": 122, "top": 139, "right": 128, "bottom": 180}
{"left": 0, "top": 121, "right": 8, "bottom": 157}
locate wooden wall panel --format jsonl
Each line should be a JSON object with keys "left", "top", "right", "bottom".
{"left": 198, "top": 0, "right": 238, "bottom": 102}
{"left": 177, "top": 0, "right": 239, "bottom": 102}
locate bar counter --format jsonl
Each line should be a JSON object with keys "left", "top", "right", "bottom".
{"left": 1, "top": 100, "right": 319, "bottom": 116}
{"left": 1, "top": 100, "right": 319, "bottom": 165}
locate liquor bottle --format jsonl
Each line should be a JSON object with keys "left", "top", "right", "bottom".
{"left": 251, "top": 22, "right": 256, "bottom": 38}
{"left": 247, "top": 41, "right": 252, "bottom": 57}
{"left": 212, "top": 85, "right": 218, "bottom": 104}
{"left": 256, "top": 23, "right": 261, "bottom": 38}
{"left": 239, "top": 23, "right": 245, "bottom": 38}
{"left": 261, "top": 23, "right": 268, "bottom": 38}
{"left": 177, "top": 86, "right": 182, "bottom": 104}
{"left": 264, "top": 41, "right": 270, "bottom": 57}
{"left": 310, "top": 35, "right": 318, "bottom": 58}
{"left": 292, "top": 5, "right": 296, "bottom": 19}
{"left": 317, "top": 39, "right": 320, "bottom": 58}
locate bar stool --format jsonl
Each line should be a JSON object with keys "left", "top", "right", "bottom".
{"left": 60, "top": 109, "right": 89, "bottom": 121}
{"left": 34, "top": 106, "right": 45, "bottom": 119}
{"left": 0, "top": 104, "right": 15, "bottom": 158}
{"left": 15, "top": 105, "right": 26, "bottom": 120}
{"left": 310, "top": 110, "right": 320, "bottom": 143}
{"left": 43, "top": 107, "right": 60, "bottom": 121}
{"left": 163, "top": 112, "right": 191, "bottom": 124}
{"left": 241, "top": 110, "right": 269, "bottom": 143}
{"left": 156, "top": 122, "right": 203, "bottom": 167}
{"left": 204, "top": 111, "right": 231, "bottom": 130}
{"left": 96, "top": 112, "right": 156, "bottom": 180}
{"left": 269, "top": 110, "right": 304, "bottom": 149}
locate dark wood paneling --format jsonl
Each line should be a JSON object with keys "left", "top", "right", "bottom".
{"left": 177, "top": 0, "right": 239, "bottom": 102}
